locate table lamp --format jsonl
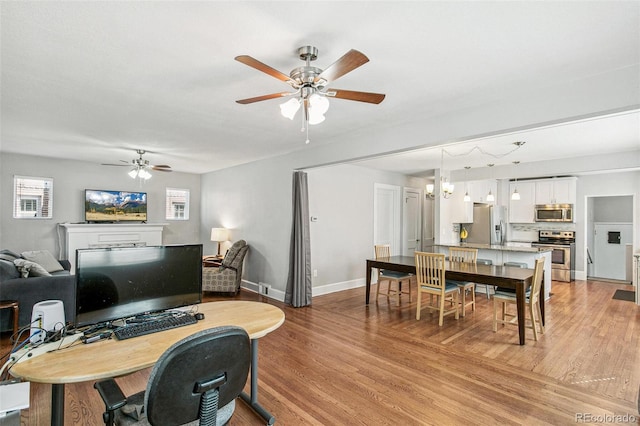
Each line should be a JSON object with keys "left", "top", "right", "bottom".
{"left": 210, "top": 228, "right": 230, "bottom": 257}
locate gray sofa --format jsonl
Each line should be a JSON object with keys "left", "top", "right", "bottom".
{"left": 0, "top": 250, "right": 76, "bottom": 331}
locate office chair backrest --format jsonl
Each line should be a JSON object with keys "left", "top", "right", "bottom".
{"left": 144, "top": 326, "right": 250, "bottom": 425}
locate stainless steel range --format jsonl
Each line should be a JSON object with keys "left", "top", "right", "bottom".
{"left": 532, "top": 230, "right": 575, "bottom": 282}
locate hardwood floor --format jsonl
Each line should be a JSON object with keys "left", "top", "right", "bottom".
{"left": 3, "top": 279, "right": 639, "bottom": 425}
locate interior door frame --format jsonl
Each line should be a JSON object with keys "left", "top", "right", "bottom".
{"left": 373, "top": 183, "right": 402, "bottom": 254}
{"left": 402, "top": 187, "right": 422, "bottom": 255}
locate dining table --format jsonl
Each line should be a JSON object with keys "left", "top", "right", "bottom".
{"left": 365, "top": 255, "right": 544, "bottom": 345}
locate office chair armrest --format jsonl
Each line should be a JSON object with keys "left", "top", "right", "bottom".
{"left": 94, "top": 379, "right": 127, "bottom": 411}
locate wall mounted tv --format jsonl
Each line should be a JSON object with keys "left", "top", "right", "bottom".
{"left": 85, "top": 189, "right": 147, "bottom": 223}
{"left": 75, "top": 244, "right": 203, "bottom": 327}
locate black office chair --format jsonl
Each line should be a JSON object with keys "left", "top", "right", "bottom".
{"left": 94, "top": 326, "right": 250, "bottom": 426}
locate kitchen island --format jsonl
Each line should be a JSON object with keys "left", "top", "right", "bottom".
{"left": 430, "top": 243, "right": 553, "bottom": 299}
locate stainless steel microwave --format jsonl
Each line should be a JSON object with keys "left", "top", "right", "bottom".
{"left": 535, "top": 204, "right": 573, "bottom": 222}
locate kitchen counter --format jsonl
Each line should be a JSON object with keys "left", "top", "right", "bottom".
{"left": 428, "top": 243, "right": 553, "bottom": 299}
{"left": 434, "top": 242, "right": 551, "bottom": 254}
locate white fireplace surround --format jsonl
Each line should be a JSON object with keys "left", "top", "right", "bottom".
{"left": 59, "top": 223, "right": 168, "bottom": 273}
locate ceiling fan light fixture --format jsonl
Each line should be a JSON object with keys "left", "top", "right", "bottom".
{"left": 309, "top": 93, "right": 330, "bottom": 114}
{"left": 280, "top": 98, "right": 300, "bottom": 120}
{"left": 138, "top": 168, "right": 152, "bottom": 180}
{"left": 128, "top": 169, "right": 138, "bottom": 179}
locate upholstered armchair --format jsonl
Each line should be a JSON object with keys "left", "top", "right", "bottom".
{"left": 202, "top": 240, "right": 249, "bottom": 294}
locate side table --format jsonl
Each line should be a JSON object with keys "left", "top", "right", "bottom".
{"left": 203, "top": 255, "right": 223, "bottom": 268}
{"left": 0, "top": 300, "right": 19, "bottom": 336}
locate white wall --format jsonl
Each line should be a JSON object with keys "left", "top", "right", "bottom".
{"left": 200, "top": 155, "right": 293, "bottom": 297}
{"left": 307, "top": 164, "right": 426, "bottom": 295}
{"left": 0, "top": 153, "right": 201, "bottom": 257}
{"left": 577, "top": 171, "right": 639, "bottom": 279}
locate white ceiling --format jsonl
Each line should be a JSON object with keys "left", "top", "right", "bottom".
{"left": 1, "top": 1, "right": 639, "bottom": 175}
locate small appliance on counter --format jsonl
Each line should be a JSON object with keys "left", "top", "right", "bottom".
{"left": 464, "top": 203, "right": 505, "bottom": 245}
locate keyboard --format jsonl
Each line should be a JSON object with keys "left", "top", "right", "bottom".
{"left": 113, "top": 314, "right": 198, "bottom": 340}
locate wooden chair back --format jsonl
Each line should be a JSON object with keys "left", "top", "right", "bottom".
{"left": 374, "top": 244, "right": 391, "bottom": 259}
{"left": 448, "top": 247, "right": 478, "bottom": 264}
{"left": 529, "top": 257, "right": 545, "bottom": 305}
{"left": 414, "top": 252, "right": 446, "bottom": 291}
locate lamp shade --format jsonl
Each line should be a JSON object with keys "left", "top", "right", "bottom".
{"left": 210, "top": 228, "right": 229, "bottom": 242}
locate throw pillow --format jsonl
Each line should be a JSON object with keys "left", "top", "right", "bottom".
{"left": 0, "top": 259, "right": 20, "bottom": 280}
{"left": 0, "top": 249, "right": 20, "bottom": 261}
{"left": 21, "top": 250, "right": 64, "bottom": 273}
{"left": 14, "top": 259, "right": 52, "bottom": 277}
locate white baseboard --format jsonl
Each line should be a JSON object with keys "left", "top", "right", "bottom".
{"left": 240, "top": 279, "right": 286, "bottom": 302}
{"left": 240, "top": 278, "right": 366, "bottom": 302}
{"left": 312, "top": 278, "right": 365, "bottom": 297}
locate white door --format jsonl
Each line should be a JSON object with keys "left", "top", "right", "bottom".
{"left": 402, "top": 188, "right": 421, "bottom": 256}
{"left": 373, "top": 183, "right": 401, "bottom": 254}
{"left": 593, "top": 222, "right": 633, "bottom": 280}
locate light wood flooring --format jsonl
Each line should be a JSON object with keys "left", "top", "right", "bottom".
{"left": 3, "top": 278, "right": 639, "bottom": 425}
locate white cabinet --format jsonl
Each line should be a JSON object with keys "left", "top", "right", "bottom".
{"left": 509, "top": 181, "right": 536, "bottom": 223}
{"left": 449, "top": 179, "right": 498, "bottom": 223}
{"left": 535, "top": 177, "right": 576, "bottom": 205}
{"left": 469, "top": 180, "right": 497, "bottom": 204}
{"left": 449, "top": 183, "right": 473, "bottom": 223}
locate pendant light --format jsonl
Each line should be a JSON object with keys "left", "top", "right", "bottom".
{"left": 486, "top": 164, "right": 495, "bottom": 202}
{"left": 511, "top": 161, "right": 521, "bottom": 200}
{"left": 463, "top": 166, "right": 471, "bottom": 202}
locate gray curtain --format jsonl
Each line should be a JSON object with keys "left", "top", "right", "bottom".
{"left": 285, "top": 171, "right": 312, "bottom": 307}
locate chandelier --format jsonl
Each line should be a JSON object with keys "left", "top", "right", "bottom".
{"left": 426, "top": 149, "right": 454, "bottom": 199}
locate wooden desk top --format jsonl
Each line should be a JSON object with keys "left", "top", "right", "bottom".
{"left": 10, "top": 301, "right": 285, "bottom": 384}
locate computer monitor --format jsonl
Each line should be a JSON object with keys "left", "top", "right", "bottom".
{"left": 75, "top": 244, "right": 203, "bottom": 327}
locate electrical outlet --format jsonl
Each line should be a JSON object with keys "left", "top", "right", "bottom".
{"left": 258, "top": 282, "right": 271, "bottom": 295}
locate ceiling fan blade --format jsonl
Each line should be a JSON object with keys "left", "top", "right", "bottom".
{"left": 101, "top": 163, "right": 129, "bottom": 167}
{"left": 326, "top": 89, "right": 386, "bottom": 104}
{"left": 151, "top": 165, "right": 172, "bottom": 172}
{"left": 236, "top": 92, "right": 293, "bottom": 104}
{"left": 315, "top": 50, "right": 369, "bottom": 84}
{"left": 235, "top": 55, "right": 293, "bottom": 84}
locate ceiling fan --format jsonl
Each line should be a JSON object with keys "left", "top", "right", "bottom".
{"left": 235, "top": 46, "right": 385, "bottom": 142}
{"left": 102, "top": 149, "right": 172, "bottom": 180}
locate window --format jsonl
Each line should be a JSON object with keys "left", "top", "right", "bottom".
{"left": 165, "top": 188, "right": 189, "bottom": 220}
{"left": 14, "top": 176, "right": 53, "bottom": 219}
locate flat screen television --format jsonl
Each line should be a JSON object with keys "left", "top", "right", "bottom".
{"left": 85, "top": 189, "right": 147, "bottom": 223}
{"left": 75, "top": 244, "right": 203, "bottom": 327}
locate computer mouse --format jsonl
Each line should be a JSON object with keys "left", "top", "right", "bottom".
{"left": 195, "top": 313, "right": 205, "bottom": 321}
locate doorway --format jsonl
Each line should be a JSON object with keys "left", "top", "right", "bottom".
{"left": 373, "top": 183, "right": 402, "bottom": 254}
{"left": 402, "top": 187, "right": 422, "bottom": 256}
{"left": 586, "top": 195, "right": 634, "bottom": 283}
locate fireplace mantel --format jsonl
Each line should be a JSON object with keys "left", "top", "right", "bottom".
{"left": 59, "top": 222, "right": 168, "bottom": 273}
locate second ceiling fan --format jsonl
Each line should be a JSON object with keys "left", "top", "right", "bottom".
{"left": 235, "top": 46, "right": 385, "bottom": 142}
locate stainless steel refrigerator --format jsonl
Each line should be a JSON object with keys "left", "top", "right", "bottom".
{"left": 464, "top": 203, "right": 505, "bottom": 245}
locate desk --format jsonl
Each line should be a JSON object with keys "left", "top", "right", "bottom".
{"left": 10, "top": 301, "right": 285, "bottom": 425}
{"left": 365, "top": 256, "right": 544, "bottom": 345}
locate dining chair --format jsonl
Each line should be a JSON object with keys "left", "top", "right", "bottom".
{"left": 374, "top": 244, "right": 414, "bottom": 303}
{"left": 447, "top": 247, "right": 478, "bottom": 317}
{"left": 492, "top": 257, "right": 545, "bottom": 340}
{"left": 415, "top": 252, "right": 460, "bottom": 326}
{"left": 476, "top": 259, "right": 494, "bottom": 299}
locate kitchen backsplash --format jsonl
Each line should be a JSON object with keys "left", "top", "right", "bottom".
{"left": 509, "top": 222, "right": 576, "bottom": 242}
